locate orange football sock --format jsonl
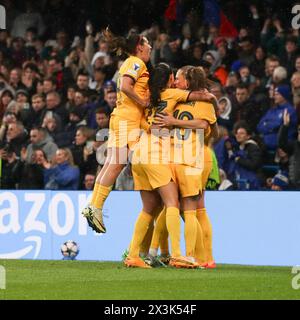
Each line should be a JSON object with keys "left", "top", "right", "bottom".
{"left": 90, "top": 182, "right": 100, "bottom": 205}
{"left": 196, "top": 208, "right": 213, "bottom": 262}
{"left": 166, "top": 207, "right": 181, "bottom": 257}
{"left": 92, "top": 184, "right": 113, "bottom": 210}
{"left": 129, "top": 211, "right": 153, "bottom": 258}
{"left": 194, "top": 220, "right": 206, "bottom": 263}
{"left": 150, "top": 207, "right": 166, "bottom": 251}
{"left": 139, "top": 220, "right": 154, "bottom": 255}
{"left": 183, "top": 210, "right": 197, "bottom": 258}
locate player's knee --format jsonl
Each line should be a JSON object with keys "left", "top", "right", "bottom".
{"left": 110, "top": 164, "right": 125, "bottom": 175}
{"left": 165, "top": 200, "right": 179, "bottom": 209}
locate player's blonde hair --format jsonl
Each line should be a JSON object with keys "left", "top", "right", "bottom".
{"left": 185, "top": 66, "right": 208, "bottom": 91}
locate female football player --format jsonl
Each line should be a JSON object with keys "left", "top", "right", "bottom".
{"left": 156, "top": 66, "right": 218, "bottom": 267}
{"left": 125, "top": 63, "right": 213, "bottom": 268}
{"left": 82, "top": 29, "right": 152, "bottom": 233}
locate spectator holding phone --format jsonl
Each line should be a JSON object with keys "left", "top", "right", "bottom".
{"left": 0, "top": 144, "right": 22, "bottom": 189}
{"left": 257, "top": 85, "right": 297, "bottom": 151}
{"left": 20, "top": 93, "right": 46, "bottom": 131}
{"left": 70, "top": 126, "right": 98, "bottom": 188}
{"left": 18, "top": 148, "right": 46, "bottom": 189}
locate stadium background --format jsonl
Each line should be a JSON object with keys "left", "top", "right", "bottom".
{"left": 0, "top": 0, "right": 299, "bottom": 301}
{"left": 0, "top": 0, "right": 299, "bottom": 260}
{"left": 0, "top": 0, "right": 299, "bottom": 191}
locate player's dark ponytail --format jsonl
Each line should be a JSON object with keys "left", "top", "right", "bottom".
{"left": 149, "top": 63, "right": 172, "bottom": 108}
{"left": 103, "top": 27, "right": 145, "bottom": 56}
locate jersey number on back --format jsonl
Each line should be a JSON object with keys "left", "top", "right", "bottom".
{"left": 173, "top": 110, "right": 193, "bottom": 141}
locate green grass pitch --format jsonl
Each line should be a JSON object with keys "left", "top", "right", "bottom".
{"left": 0, "top": 260, "right": 299, "bottom": 300}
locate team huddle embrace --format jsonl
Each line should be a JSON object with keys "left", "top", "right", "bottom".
{"left": 82, "top": 29, "right": 218, "bottom": 269}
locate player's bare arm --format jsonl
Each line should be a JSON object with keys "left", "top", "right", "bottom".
{"left": 120, "top": 76, "right": 149, "bottom": 108}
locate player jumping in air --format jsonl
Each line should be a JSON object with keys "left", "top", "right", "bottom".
{"left": 82, "top": 29, "right": 152, "bottom": 233}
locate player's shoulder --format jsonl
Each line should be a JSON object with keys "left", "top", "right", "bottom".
{"left": 196, "top": 100, "right": 213, "bottom": 106}
{"left": 120, "top": 56, "right": 146, "bottom": 79}
{"left": 126, "top": 56, "right": 146, "bottom": 68}
{"left": 120, "top": 56, "right": 146, "bottom": 76}
{"left": 195, "top": 100, "right": 217, "bottom": 121}
{"left": 195, "top": 100, "right": 214, "bottom": 108}
{"left": 162, "top": 88, "right": 178, "bottom": 96}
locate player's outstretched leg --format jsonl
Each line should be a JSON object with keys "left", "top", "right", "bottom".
{"left": 82, "top": 147, "right": 127, "bottom": 233}
{"left": 82, "top": 205, "right": 107, "bottom": 233}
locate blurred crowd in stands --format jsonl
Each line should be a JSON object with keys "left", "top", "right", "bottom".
{"left": 0, "top": 0, "right": 299, "bottom": 191}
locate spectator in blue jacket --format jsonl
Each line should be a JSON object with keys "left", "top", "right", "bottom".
{"left": 44, "top": 148, "right": 80, "bottom": 190}
{"left": 227, "top": 122, "right": 262, "bottom": 190}
{"left": 257, "top": 85, "right": 297, "bottom": 150}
